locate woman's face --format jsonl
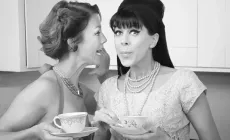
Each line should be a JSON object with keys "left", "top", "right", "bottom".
{"left": 77, "top": 14, "right": 107, "bottom": 66}
{"left": 114, "top": 26, "right": 155, "bottom": 67}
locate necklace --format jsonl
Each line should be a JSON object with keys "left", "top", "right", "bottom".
{"left": 53, "top": 66, "right": 83, "bottom": 98}
{"left": 123, "top": 62, "right": 160, "bottom": 116}
{"left": 126, "top": 63, "right": 158, "bottom": 94}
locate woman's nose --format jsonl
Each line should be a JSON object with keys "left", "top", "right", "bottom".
{"left": 101, "top": 33, "right": 107, "bottom": 44}
{"left": 121, "top": 35, "right": 130, "bottom": 46}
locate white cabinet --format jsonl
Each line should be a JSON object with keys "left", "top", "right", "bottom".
{"left": 0, "top": 0, "right": 57, "bottom": 72}
{"left": 163, "top": 0, "right": 197, "bottom": 48}
{"left": 168, "top": 48, "right": 197, "bottom": 67}
{"left": 198, "top": 0, "right": 226, "bottom": 68}
{"left": 0, "top": 0, "right": 26, "bottom": 72}
{"left": 226, "top": 0, "right": 230, "bottom": 68}
{"left": 162, "top": 0, "right": 198, "bottom": 67}
{"left": 25, "top": 0, "right": 59, "bottom": 68}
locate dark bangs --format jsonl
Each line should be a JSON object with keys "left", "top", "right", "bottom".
{"left": 110, "top": 9, "right": 143, "bottom": 32}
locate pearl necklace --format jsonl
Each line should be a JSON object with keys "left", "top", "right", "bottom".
{"left": 123, "top": 62, "right": 160, "bottom": 116}
{"left": 53, "top": 67, "right": 83, "bottom": 98}
{"left": 126, "top": 63, "right": 158, "bottom": 94}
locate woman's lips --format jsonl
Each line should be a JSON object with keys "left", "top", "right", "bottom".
{"left": 120, "top": 52, "right": 132, "bottom": 57}
{"left": 96, "top": 49, "right": 102, "bottom": 56}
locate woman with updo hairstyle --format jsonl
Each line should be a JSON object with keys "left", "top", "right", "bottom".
{"left": 0, "top": 0, "right": 110, "bottom": 140}
{"left": 93, "top": 0, "right": 221, "bottom": 140}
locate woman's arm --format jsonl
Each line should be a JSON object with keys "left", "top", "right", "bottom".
{"left": 187, "top": 92, "right": 221, "bottom": 140}
{"left": 0, "top": 128, "right": 36, "bottom": 140}
{"left": 0, "top": 77, "right": 61, "bottom": 140}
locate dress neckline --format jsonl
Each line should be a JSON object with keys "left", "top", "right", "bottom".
{"left": 115, "top": 69, "right": 180, "bottom": 94}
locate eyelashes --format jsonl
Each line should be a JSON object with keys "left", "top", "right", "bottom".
{"left": 95, "top": 30, "right": 101, "bottom": 36}
{"left": 114, "top": 29, "right": 140, "bottom": 36}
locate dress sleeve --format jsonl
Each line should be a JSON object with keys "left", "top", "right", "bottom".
{"left": 180, "top": 70, "right": 207, "bottom": 114}
{"left": 94, "top": 78, "right": 111, "bottom": 109}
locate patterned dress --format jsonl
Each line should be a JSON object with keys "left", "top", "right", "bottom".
{"left": 95, "top": 69, "right": 207, "bottom": 140}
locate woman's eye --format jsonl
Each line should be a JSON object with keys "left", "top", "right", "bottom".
{"left": 114, "top": 30, "right": 122, "bottom": 36}
{"left": 130, "top": 29, "right": 140, "bottom": 35}
{"left": 95, "top": 31, "right": 101, "bottom": 36}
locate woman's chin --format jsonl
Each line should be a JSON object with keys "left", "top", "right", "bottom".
{"left": 120, "top": 61, "right": 132, "bottom": 67}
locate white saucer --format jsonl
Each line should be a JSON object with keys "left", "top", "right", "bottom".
{"left": 110, "top": 125, "right": 148, "bottom": 135}
{"left": 50, "top": 127, "right": 98, "bottom": 138}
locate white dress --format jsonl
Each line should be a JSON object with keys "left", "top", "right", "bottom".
{"left": 95, "top": 69, "right": 207, "bottom": 140}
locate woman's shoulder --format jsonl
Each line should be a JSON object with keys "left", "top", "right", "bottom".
{"left": 20, "top": 71, "right": 60, "bottom": 106}
{"left": 161, "top": 66, "right": 197, "bottom": 78}
{"left": 33, "top": 70, "right": 59, "bottom": 91}
{"left": 102, "top": 75, "right": 119, "bottom": 85}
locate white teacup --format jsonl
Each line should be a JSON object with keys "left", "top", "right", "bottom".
{"left": 53, "top": 112, "right": 87, "bottom": 133}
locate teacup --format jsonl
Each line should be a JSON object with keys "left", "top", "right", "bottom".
{"left": 53, "top": 112, "right": 87, "bottom": 133}
{"left": 119, "top": 116, "right": 148, "bottom": 129}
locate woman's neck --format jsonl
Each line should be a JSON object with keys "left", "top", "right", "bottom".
{"left": 129, "top": 60, "right": 155, "bottom": 80}
{"left": 55, "top": 55, "right": 87, "bottom": 86}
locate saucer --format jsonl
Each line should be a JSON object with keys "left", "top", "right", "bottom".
{"left": 110, "top": 125, "right": 148, "bottom": 135}
{"left": 50, "top": 127, "right": 98, "bottom": 138}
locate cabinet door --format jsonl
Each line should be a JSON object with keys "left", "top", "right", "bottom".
{"left": 198, "top": 0, "right": 226, "bottom": 68}
{"left": 0, "top": 0, "right": 21, "bottom": 71}
{"left": 25, "top": 0, "right": 60, "bottom": 68}
{"left": 169, "top": 48, "right": 197, "bottom": 67}
{"left": 162, "top": 0, "right": 198, "bottom": 67}
{"left": 226, "top": 0, "right": 230, "bottom": 68}
{"left": 162, "top": 0, "right": 197, "bottom": 48}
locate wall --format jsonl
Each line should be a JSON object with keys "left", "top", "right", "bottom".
{"left": 0, "top": 69, "right": 230, "bottom": 140}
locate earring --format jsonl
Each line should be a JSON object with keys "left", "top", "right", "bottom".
{"left": 150, "top": 43, "right": 155, "bottom": 48}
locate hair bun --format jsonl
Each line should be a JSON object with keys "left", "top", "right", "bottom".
{"left": 57, "top": 8, "right": 69, "bottom": 24}
{"left": 119, "top": 0, "right": 165, "bottom": 19}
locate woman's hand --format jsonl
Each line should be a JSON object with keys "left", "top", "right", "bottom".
{"left": 33, "top": 122, "right": 73, "bottom": 140}
{"left": 111, "top": 127, "right": 171, "bottom": 140}
{"left": 89, "top": 48, "right": 110, "bottom": 83}
{"left": 92, "top": 108, "right": 119, "bottom": 130}
{"left": 39, "top": 63, "right": 53, "bottom": 74}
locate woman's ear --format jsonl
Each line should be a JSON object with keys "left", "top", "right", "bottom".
{"left": 67, "top": 38, "right": 78, "bottom": 52}
{"left": 150, "top": 33, "right": 159, "bottom": 48}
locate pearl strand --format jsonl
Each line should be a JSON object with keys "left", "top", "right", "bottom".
{"left": 123, "top": 62, "right": 161, "bottom": 116}
{"left": 126, "top": 62, "right": 159, "bottom": 94}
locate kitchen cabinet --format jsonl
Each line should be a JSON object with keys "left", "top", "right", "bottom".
{"left": 198, "top": 0, "right": 226, "bottom": 68}
{"left": 226, "top": 0, "right": 230, "bottom": 68}
{"left": 0, "top": 0, "right": 26, "bottom": 72}
{"left": 25, "top": 0, "right": 59, "bottom": 68}
{"left": 0, "top": 0, "right": 57, "bottom": 72}
{"left": 162, "top": 0, "right": 198, "bottom": 67}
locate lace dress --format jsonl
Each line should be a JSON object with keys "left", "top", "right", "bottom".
{"left": 94, "top": 69, "right": 207, "bottom": 140}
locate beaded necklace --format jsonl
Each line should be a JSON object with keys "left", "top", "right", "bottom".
{"left": 53, "top": 66, "right": 83, "bottom": 98}
{"left": 126, "top": 62, "right": 158, "bottom": 94}
{"left": 123, "top": 62, "right": 160, "bottom": 116}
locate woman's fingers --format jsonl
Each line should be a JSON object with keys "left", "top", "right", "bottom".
{"left": 42, "top": 122, "right": 61, "bottom": 133}
{"left": 36, "top": 122, "right": 73, "bottom": 140}
{"left": 122, "top": 127, "right": 170, "bottom": 140}
{"left": 94, "top": 109, "right": 118, "bottom": 125}
{"left": 43, "top": 130, "right": 73, "bottom": 140}
{"left": 122, "top": 132, "right": 157, "bottom": 140}
{"left": 39, "top": 63, "right": 53, "bottom": 74}
{"left": 99, "top": 108, "right": 119, "bottom": 122}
